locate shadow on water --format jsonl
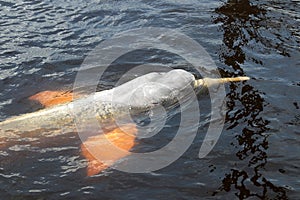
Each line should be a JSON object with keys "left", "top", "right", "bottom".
{"left": 212, "top": 0, "right": 289, "bottom": 199}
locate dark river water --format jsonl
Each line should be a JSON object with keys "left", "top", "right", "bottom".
{"left": 0, "top": 0, "right": 299, "bottom": 199}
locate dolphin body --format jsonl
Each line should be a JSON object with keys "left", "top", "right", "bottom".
{"left": 0, "top": 69, "right": 249, "bottom": 135}
{"left": 0, "top": 69, "right": 249, "bottom": 176}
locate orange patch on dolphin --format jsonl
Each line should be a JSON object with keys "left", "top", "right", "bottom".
{"left": 29, "top": 90, "right": 77, "bottom": 107}
{"left": 81, "top": 124, "right": 137, "bottom": 176}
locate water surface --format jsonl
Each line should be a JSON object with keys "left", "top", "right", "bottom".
{"left": 0, "top": 0, "right": 299, "bottom": 199}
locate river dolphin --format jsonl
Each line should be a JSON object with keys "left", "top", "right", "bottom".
{"left": 0, "top": 69, "right": 249, "bottom": 175}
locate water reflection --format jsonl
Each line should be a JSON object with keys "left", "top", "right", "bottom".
{"left": 213, "top": 0, "right": 288, "bottom": 199}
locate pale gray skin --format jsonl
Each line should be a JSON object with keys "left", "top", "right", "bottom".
{"left": 0, "top": 69, "right": 249, "bottom": 136}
